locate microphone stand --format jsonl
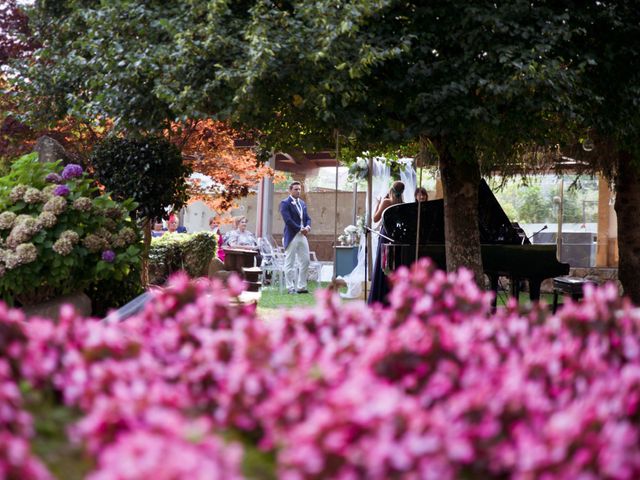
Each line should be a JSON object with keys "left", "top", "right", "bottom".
{"left": 364, "top": 225, "right": 394, "bottom": 243}
{"left": 523, "top": 225, "right": 548, "bottom": 244}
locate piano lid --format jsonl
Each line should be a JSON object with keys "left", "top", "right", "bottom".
{"left": 382, "top": 179, "right": 528, "bottom": 245}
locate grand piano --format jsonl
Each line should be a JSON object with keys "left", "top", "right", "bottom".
{"left": 381, "top": 180, "right": 570, "bottom": 301}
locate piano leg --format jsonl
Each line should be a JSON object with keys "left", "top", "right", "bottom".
{"left": 510, "top": 276, "right": 521, "bottom": 299}
{"left": 528, "top": 278, "right": 542, "bottom": 301}
{"left": 488, "top": 274, "right": 499, "bottom": 312}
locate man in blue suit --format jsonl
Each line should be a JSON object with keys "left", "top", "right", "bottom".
{"left": 279, "top": 181, "right": 311, "bottom": 294}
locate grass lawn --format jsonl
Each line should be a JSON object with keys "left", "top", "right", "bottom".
{"left": 257, "top": 281, "right": 562, "bottom": 316}
{"left": 257, "top": 282, "right": 330, "bottom": 310}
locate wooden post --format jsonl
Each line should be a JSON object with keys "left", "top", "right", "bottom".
{"left": 353, "top": 182, "right": 358, "bottom": 225}
{"left": 367, "top": 156, "right": 373, "bottom": 279}
{"left": 556, "top": 177, "right": 564, "bottom": 262}
{"left": 332, "top": 132, "right": 340, "bottom": 279}
{"left": 414, "top": 162, "right": 423, "bottom": 262}
{"left": 596, "top": 175, "right": 611, "bottom": 267}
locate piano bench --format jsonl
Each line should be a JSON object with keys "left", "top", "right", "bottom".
{"left": 552, "top": 276, "right": 599, "bottom": 313}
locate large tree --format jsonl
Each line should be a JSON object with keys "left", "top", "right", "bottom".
{"left": 219, "top": 1, "right": 584, "bottom": 282}
{"left": 172, "top": 120, "right": 279, "bottom": 212}
{"left": 561, "top": 3, "right": 640, "bottom": 302}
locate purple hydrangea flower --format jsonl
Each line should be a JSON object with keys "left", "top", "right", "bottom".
{"left": 101, "top": 250, "right": 116, "bottom": 263}
{"left": 45, "top": 172, "right": 62, "bottom": 184}
{"left": 53, "top": 185, "right": 70, "bottom": 197}
{"left": 61, "top": 163, "right": 84, "bottom": 180}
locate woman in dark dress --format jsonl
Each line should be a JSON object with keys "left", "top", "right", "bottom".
{"left": 367, "top": 181, "right": 405, "bottom": 304}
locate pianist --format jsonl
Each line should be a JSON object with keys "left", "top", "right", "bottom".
{"left": 368, "top": 181, "right": 405, "bottom": 305}
{"left": 415, "top": 187, "right": 429, "bottom": 203}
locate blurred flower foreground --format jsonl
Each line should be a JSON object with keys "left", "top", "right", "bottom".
{"left": 1, "top": 259, "right": 640, "bottom": 480}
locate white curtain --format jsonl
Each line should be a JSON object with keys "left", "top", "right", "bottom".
{"left": 399, "top": 158, "right": 417, "bottom": 203}
{"left": 339, "top": 157, "right": 417, "bottom": 299}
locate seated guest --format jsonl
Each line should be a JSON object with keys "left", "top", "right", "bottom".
{"left": 167, "top": 214, "right": 187, "bottom": 234}
{"left": 151, "top": 219, "right": 165, "bottom": 238}
{"left": 223, "top": 216, "right": 258, "bottom": 249}
{"left": 415, "top": 187, "right": 429, "bottom": 202}
{"left": 209, "top": 216, "right": 226, "bottom": 261}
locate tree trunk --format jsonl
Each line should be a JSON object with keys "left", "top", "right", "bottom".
{"left": 438, "top": 147, "right": 484, "bottom": 284}
{"left": 615, "top": 151, "right": 640, "bottom": 304}
{"left": 141, "top": 218, "right": 151, "bottom": 287}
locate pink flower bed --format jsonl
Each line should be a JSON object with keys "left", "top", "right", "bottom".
{"left": 1, "top": 260, "right": 640, "bottom": 479}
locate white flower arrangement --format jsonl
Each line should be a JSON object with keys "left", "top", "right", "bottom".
{"left": 339, "top": 216, "right": 365, "bottom": 246}
{"left": 347, "top": 158, "right": 369, "bottom": 181}
{"left": 344, "top": 225, "right": 358, "bottom": 235}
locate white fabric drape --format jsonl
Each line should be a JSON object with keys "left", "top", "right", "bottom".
{"left": 399, "top": 158, "right": 417, "bottom": 203}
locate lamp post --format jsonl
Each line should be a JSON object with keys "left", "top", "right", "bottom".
{"left": 554, "top": 177, "right": 564, "bottom": 262}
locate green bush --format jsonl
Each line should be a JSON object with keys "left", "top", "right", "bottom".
{"left": 90, "top": 136, "right": 191, "bottom": 221}
{"left": 86, "top": 265, "right": 144, "bottom": 317}
{"left": 0, "top": 153, "right": 142, "bottom": 306}
{"left": 149, "top": 231, "right": 217, "bottom": 285}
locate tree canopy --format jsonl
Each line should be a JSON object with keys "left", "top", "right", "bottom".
{"left": 15, "top": 1, "right": 250, "bottom": 133}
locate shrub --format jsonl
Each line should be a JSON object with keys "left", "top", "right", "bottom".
{"left": 86, "top": 268, "right": 144, "bottom": 318}
{"left": 90, "top": 136, "right": 191, "bottom": 222}
{"left": 149, "top": 231, "right": 217, "bottom": 284}
{"left": 0, "top": 153, "right": 142, "bottom": 306}
{"left": 90, "top": 136, "right": 192, "bottom": 286}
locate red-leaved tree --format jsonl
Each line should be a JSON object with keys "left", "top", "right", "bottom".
{"left": 170, "top": 119, "right": 282, "bottom": 212}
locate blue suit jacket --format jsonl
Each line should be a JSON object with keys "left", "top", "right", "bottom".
{"left": 279, "top": 196, "right": 311, "bottom": 249}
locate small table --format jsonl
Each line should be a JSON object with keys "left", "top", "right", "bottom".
{"left": 223, "top": 247, "right": 260, "bottom": 278}
{"left": 552, "top": 276, "right": 599, "bottom": 313}
{"left": 334, "top": 245, "right": 358, "bottom": 277}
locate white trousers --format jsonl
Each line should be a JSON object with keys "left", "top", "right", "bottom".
{"left": 284, "top": 232, "right": 310, "bottom": 290}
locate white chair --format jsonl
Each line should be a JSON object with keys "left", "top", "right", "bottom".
{"left": 270, "top": 236, "right": 285, "bottom": 255}
{"left": 258, "top": 237, "right": 286, "bottom": 292}
{"left": 292, "top": 250, "right": 322, "bottom": 289}
{"left": 307, "top": 251, "right": 322, "bottom": 286}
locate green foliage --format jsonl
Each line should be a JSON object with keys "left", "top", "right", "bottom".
{"left": 566, "top": 3, "right": 640, "bottom": 162}
{"left": 517, "top": 185, "right": 552, "bottom": 224}
{"left": 0, "top": 156, "right": 10, "bottom": 177}
{"left": 216, "top": 1, "right": 586, "bottom": 165}
{"left": 149, "top": 231, "right": 217, "bottom": 285}
{"left": 15, "top": 1, "right": 244, "bottom": 133}
{"left": 86, "top": 265, "right": 143, "bottom": 318}
{"left": 18, "top": 1, "right": 589, "bottom": 160}
{"left": 0, "top": 153, "right": 58, "bottom": 198}
{"left": 23, "top": 385, "right": 89, "bottom": 480}
{"left": 491, "top": 175, "right": 599, "bottom": 225}
{"left": 90, "top": 136, "right": 191, "bottom": 221}
{"left": 0, "top": 154, "right": 142, "bottom": 305}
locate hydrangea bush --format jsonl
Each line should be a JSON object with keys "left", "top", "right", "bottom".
{"left": 0, "top": 154, "right": 141, "bottom": 305}
{"left": 1, "top": 259, "right": 640, "bottom": 478}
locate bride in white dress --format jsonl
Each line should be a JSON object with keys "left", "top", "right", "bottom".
{"left": 338, "top": 157, "right": 416, "bottom": 299}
